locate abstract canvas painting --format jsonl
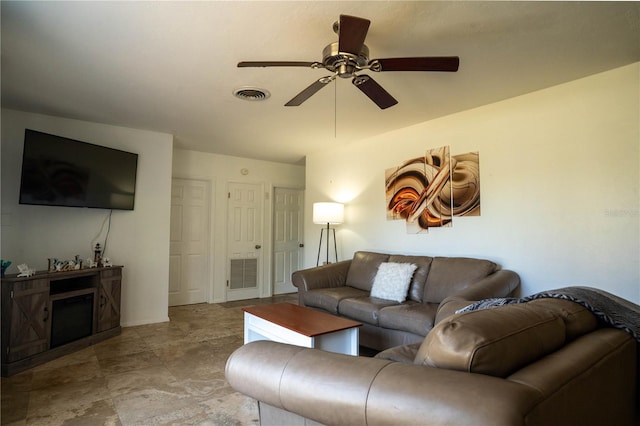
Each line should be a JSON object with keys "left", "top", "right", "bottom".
{"left": 385, "top": 146, "right": 480, "bottom": 233}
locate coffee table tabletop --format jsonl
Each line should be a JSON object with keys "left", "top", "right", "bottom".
{"left": 242, "top": 302, "right": 362, "bottom": 337}
{"left": 242, "top": 302, "right": 362, "bottom": 355}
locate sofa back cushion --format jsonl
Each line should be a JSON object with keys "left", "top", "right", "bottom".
{"left": 345, "top": 251, "right": 390, "bottom": 291}
{"left": 388, "top": 255, "right": 433, "bottom": 302}
{"left": 525, "top": 298, "right": 598, "bottom": 341}
{"left": 423, "top": 257, "right": 497, "bottom": 303}
{"left": 414, "top": 303, "right": 566, "bottom": 377}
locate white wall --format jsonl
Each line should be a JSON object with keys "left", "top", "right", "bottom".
{"left": 1, "top": 109, "right": 174, "bottom": 326}
{"left": 172, "top": 149, "right": 305, "bottom": 302}
{"left": 305, "top": 63, "right": 640, "bottom": 304}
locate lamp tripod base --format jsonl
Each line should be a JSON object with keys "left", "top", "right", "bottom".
{"left": 316, "top": 225, "right": 338, "bottom": 266}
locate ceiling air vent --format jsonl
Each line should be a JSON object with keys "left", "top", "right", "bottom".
{"left": 233, "top": 87, "right": 271, "bottom": 101}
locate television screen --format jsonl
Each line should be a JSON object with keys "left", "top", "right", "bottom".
{"left": 19, "top": 129, "right": 138, "bottom": 210}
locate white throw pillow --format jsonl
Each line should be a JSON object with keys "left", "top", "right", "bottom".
{"left": 370, "top": 262, "right": 418, "bottom": 303}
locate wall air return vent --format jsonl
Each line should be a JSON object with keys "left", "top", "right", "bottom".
{"left": 229, "top": 258, "right": 258, "bottom": 290}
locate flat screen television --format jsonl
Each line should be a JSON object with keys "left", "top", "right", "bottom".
{"left": 19, "top": 129, "right": 138, "bottom": 210}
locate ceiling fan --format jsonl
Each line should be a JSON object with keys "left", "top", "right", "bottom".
{"left": 238, "top": 15, "right": 459, "bottom": 109}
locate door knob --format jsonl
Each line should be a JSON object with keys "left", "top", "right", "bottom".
{"left": 299, "top": 243, "right": 304, "bottom": 247}
{"left": 255, "top": 245, "right": 262, "bottom": 249}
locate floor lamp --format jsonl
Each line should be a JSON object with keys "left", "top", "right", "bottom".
{"left": 313, "top": 202, "right": 344, "bottom": 266}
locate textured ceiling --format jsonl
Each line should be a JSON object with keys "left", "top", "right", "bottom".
{"left": 2, "top": 1, "right": 639, "bottom": 165}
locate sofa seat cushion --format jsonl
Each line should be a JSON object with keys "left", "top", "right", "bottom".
{"left": 345, "top": 251, "right": 390, "bottom": 291}
{"left": 424, "top": 257, "right": 498, "bottom": 303}
{"left": 338, "top": 296, "right": 399, "bottom": 325}
{"left": 302, "top": 287, "right": 368, "bottom": 315}
{"left": 415, "top": 303, "right": 566, "bottom": 377}
{"left": 378, "top": 302, "right": 438, "bottom": 336}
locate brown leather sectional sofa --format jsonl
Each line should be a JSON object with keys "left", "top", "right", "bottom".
{"left": 226, "top": 298, "right": 638, "bottom": 425}
{"left": 292, "top": 251, "right": 521, "bottom": 350}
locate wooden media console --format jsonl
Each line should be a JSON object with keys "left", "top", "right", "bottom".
{"left": 1, "top": 266, "right": 122, "bottom": 376}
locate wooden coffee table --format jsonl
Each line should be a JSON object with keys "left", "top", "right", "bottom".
{"left": 242, "top": 303, "right": 362, "bottom": 356}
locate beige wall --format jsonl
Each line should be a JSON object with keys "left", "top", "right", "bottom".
{"left": 1, "top": 109, "right": 174, "bottom": 326}
{"left": 305, "top": 63, "right": 640, "bottom": 303}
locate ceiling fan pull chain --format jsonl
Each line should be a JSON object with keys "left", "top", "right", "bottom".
{"left": 334, "top": 79, "right": 337, "bottom": 139}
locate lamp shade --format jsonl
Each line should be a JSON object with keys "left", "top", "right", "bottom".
{"left": 313, "top": 202, "right": 344, "bottom": 225}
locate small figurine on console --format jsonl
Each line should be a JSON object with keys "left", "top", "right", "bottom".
{"left": 86, "top": 258, "right": 98, "bottom": 268}
{"left": 94, "top": 243, "right": 103, "bottom": 267}
{"left": 0, "top": 259, "right": 11, "bottom": 278}
{"left": 102, "top": 257, "right": 113, "bottom": 267}
{"left": 17, "top": 263, "right": 35, "bottom": 277}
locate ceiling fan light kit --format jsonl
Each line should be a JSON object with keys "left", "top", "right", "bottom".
{"left": 238, "top": 14, "right": 459, "bottom": 109}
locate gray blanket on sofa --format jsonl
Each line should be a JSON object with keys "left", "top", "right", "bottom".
{"left": 457, "top": 286, "right": 640, "bottom": 342}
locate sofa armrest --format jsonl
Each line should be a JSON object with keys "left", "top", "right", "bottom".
{"left": 226, "top": 341, "right": 537, "bottom": 426}
{"left": 435, "top": 269, "right": 520, "bottom": 324}
{"left": 291, "top": 260, "right": 351, "bottom": 292}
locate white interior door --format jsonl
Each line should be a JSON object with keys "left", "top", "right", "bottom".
{"left": 273, "top": 188, "right": 304, "bottom": 295}
{"left": 227, "top": 182, "right": 263, "bottom": 301}
{"left": 169, "top": 179, "right": 210, "bottom": 306}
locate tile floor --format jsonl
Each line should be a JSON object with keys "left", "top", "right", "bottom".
{"left": 1, "top": 294, "right": 298, "bottom": 426}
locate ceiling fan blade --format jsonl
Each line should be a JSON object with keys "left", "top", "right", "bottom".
{"left": 238, "top": 61, "right": 317, "bottom": 68}
{"left": 285, "top": 77, "right": 334, "bottom": 106}
{"left": 352, "top": 75, "right": 398, "bottom": 110}
{"left": 371, "top": 57, "right": 460, "bottom": 72}
{"left": 338, "top": 15, "right": 370, "bottom": 56}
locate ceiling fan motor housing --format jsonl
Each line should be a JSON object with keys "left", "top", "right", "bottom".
{"left": 322, "top": 42, "right": 369, "bottom": 78}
